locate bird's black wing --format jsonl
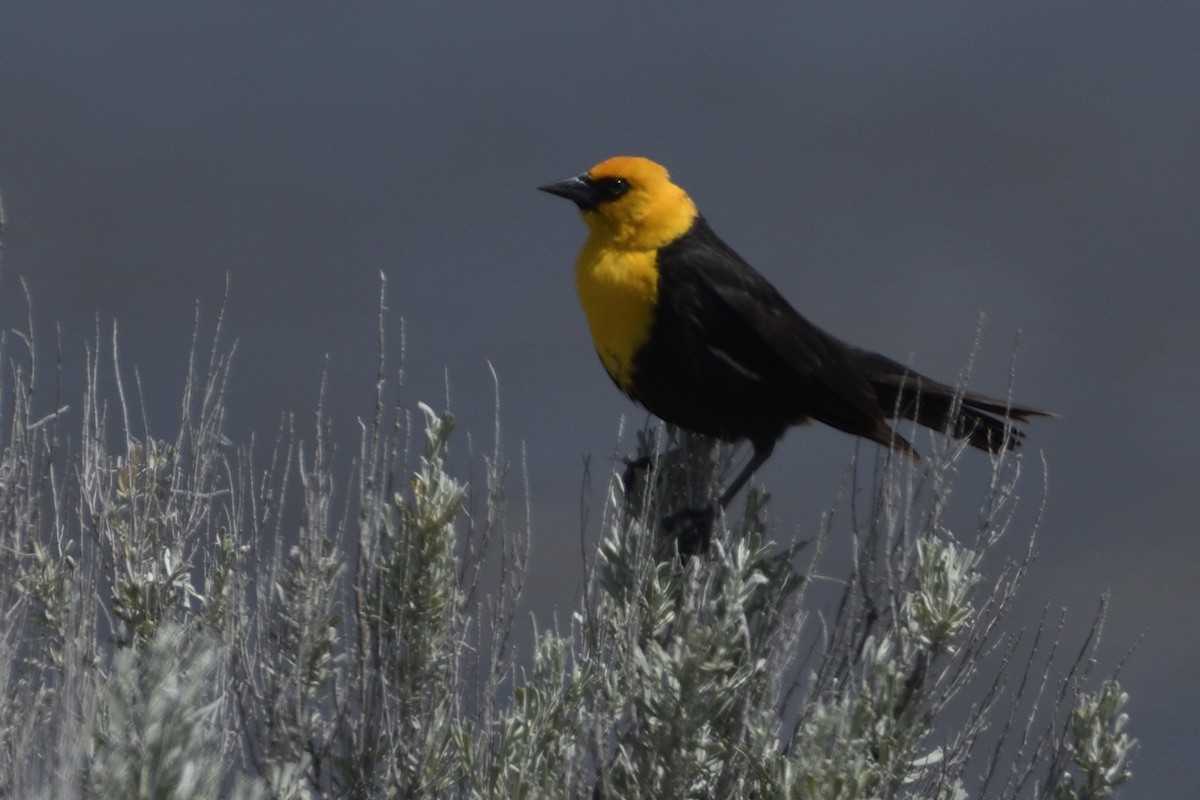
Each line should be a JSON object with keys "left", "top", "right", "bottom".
{"left": 654, "top": 217, "right": 905, "bottom": 446}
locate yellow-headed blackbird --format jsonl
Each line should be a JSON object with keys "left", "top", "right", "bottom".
{"left": 540, "top": 156, "right": 1052, "bottom": 514}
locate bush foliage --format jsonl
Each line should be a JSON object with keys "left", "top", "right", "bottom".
{"left": 0, "top": 280, "right": 1134, "bottom": 799}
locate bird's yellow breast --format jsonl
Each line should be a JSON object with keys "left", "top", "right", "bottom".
{"left": 575, "top": 239, "right": 659, "bottom": 390}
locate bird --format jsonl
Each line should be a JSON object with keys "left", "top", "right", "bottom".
{"left": 539, "top": 156, "right": 1053, "bottom": 541}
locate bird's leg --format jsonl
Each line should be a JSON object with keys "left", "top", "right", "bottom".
{"left": 717, "top": 443, "right": 773, "bottom": 511}
{"left": 663, "top": 443, "right": 774, "bottom": 556}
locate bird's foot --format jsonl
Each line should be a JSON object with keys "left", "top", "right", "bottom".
{"left": 662, "top": 504, "right": 716, "bottom": 557}
{"left": 621, "top": 455, "right": 654, "bottom": 497}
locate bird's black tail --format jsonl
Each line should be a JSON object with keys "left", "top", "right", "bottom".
{"left": 855, "top": 351, "right": 1056, "bottom": 454}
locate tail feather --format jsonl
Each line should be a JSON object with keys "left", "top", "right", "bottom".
{"left": 855, "top": 351, "right": 1056, "bottom": 454}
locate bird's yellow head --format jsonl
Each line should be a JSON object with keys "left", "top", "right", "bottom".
{"left": 539, "top": 156, "right": 698, "bottom": 250}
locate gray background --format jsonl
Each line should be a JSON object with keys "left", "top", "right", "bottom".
{"left": 2, "top": 4, "right": 1195, "bottom": 795}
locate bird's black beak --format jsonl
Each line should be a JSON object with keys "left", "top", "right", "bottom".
{"left": 538, "top": 173, "right": 597, "bottom": 210}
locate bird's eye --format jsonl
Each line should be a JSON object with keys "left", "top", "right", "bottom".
{"left": 595, "top": 177, "right": 630, "bottom": 202}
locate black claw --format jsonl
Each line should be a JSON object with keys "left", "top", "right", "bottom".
{"left": 619, "top": 453, "right": 657, "bottom": 503}
{"left": 621, "top": 455, "right": 654, "bottom": 496}
{"left": 662, "top": 505, "right": 716, "bottom": 557}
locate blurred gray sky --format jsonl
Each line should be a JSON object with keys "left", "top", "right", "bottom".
{"left": 2, "top": 4, "right": 1197, "bottom": 794}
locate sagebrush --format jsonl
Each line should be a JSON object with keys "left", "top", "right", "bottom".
{"left": 0, "top": 276, "right": 1134, "bottom": 799}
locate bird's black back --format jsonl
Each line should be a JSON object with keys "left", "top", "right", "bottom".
{"left": 628, "top": 217, "right": 1049, "bottom": 456}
